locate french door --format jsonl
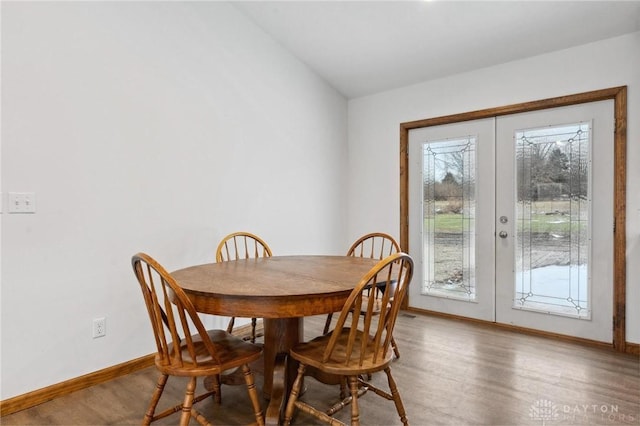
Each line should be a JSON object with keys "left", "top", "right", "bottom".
{"left": 408, "top": 118, "right": 496, "bottom": 322}
{"left": 407, "top": 100, "right": 614, "bottom": 342}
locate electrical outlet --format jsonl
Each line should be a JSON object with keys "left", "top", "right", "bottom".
{"left": 93, "top": 317, "right": 106, "bottom": 338}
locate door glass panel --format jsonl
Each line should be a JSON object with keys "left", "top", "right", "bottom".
{"left": 422, "top": 137, "right": 476, "bottom": 301}
{"left": 514, "top": 123, "right": 591, "bottom": 318}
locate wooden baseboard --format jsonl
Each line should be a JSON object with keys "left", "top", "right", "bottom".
{"left": 626, "top": 342, "right": 640, "bottom": 355}
{"left": 406, "top": 307, "right": 640, "bottom": 355}
{"left": 0, "top": 323, "right": 259, "bottom": 417}
{"left": 0, "top": 354, "right": 155, "bottom": 417}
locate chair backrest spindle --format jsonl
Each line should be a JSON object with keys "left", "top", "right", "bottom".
{"left": 347, "top": 232, "right": 400, "bottom": 260}
{"left": 321, "top": 253, "right": 413, "bottom": 367}
{"left": 132, "top": 253, "right": 222, "bottom": 370}
{"left": 216, "top": 232, "right": 272, "bottom": 262}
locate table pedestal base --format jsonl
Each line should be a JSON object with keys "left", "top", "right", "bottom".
{"left": 263, "top": 317, "right": 303, "bottom": 425}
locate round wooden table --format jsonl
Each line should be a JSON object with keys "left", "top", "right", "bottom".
{"left": 171, "top": 255, "right": 378, "bottom": 425}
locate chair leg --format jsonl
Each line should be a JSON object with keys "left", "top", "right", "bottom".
{"left": 391, "top": 335, "right": 401, "bottom": 359}
{"left": 283, "top": 363, "right": 307, "bottom": 426}
{"left": 143, "top": 373, "right": 168, "bottom": 425}
{"left": 384, "top": 367, "right": 408, "bottom": 426}
{"left": 190, "top": 408, "right": 213, "bottom": 426}
{"left": 212, "top": 375, "right": 222, "bottom": 404}
{"left": 339, "top": 376, "right": 348, "bottom": 399}
{"left": 347, "top": 375, "right": 361, "bottom": 426}
{"left": 179, "top": 377, "right": 197, "bottom": 426}
{"left": 323, "top": 313, "right": 333, "bottom": 334}
{"left": 251, "top": 318, "right": 257, "bottom": 343}
{"left": 203, "top": 374, "right": 222, "bottom": 404}
{"left": 226, "top": 316, "right": 236, "bottom": 333}
{"left": 242, "top": 364, "right": 265, "bottom": 426}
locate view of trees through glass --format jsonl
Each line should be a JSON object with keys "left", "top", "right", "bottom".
{"left": 421, "top": 123, "right": 590, "bottom": 317}
{"left": 422, "top": 137, "right": 476, "bottom": 300}
{"left": 515, "top": 123, "right": 590, "bottom": 317}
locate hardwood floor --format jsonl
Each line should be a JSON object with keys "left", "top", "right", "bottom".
{"left": 2, "top": 313, "right": 639, "bottom": 425}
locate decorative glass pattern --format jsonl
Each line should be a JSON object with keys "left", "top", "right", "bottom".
{"left": 422, "top": 137, "right": 476, "bottom": 301}
{"left": 514, "top": 123, "right": 591, "bottom": 318}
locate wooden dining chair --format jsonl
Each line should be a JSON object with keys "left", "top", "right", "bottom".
{"left": 215, "top": 231, "right": 273, "bottom": 343}
{"left": 131, "top": 253, "right": 264, "bottom": 426}
{"left": 323, "top": 232, "right": 402, "bottom": 358}
{"left": 283, "top": 252, "right": 414, "bottom": 426}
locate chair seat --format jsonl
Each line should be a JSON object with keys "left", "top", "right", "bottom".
{"left": 133, "top": 253, "right": 265, "bottom": 426}
{"left": 284, "top": 253, "right": 413, "bottom": 426}
{"left": 159, "top": 329, "right": 263, "bottom": 377}
{"left": 289, "top": 328, "right": 394, "bottom": 376}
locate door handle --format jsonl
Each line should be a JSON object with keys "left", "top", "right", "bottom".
{"left": 499, "top": 231, "right": 508, "bottom": 239}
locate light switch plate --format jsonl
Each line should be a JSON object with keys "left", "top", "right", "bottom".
{"left": 8, "top": 192, "right": 36, "bottom": 213}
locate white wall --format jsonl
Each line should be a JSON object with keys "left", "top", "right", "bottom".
{"left": 3, "top": 2, "right": 637, "bottom": 404}
{"left": 1, "top": 2, "right": 347, "bottom": 399}
{"left": 347, "top": 32, "right": 640, "bottom": 344}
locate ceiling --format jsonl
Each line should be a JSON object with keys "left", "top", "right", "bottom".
{"left": 233, "top": 1, "right": 640, "bottom": 99}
